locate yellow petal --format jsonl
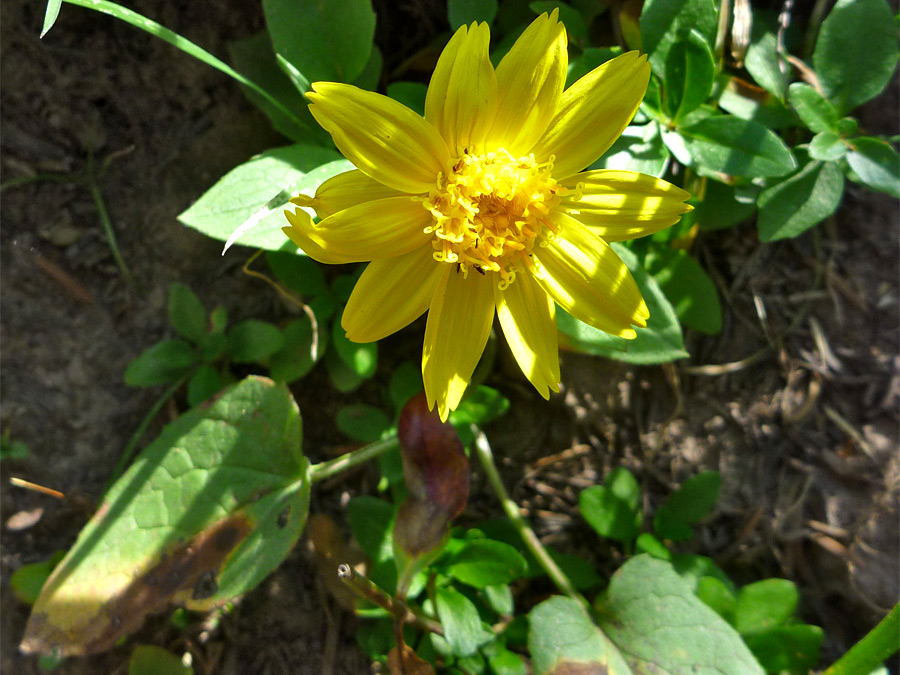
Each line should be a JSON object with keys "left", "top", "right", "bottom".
{"left": 283, "top": 196, "right": 431, "bottom": 264}
{"left": 342, "top": 246, "right": 445, "bottom": 342}
{"left": 558, "top": 170, "right": 693, "bottom": 241}
{"left": 300, "top": 169, "right": 403, "bottom": 219}
{"left": 532, "top": 51, "right": 650, "bottom": 180}
{"left": 495, "top": 272, "right": 560, "bottom": 398}
{"left": 487, "top": 10, "right": 567, "bottom": 155}
{"left": 423, "top": 268, "right": 496, "bottom": 421}
{"left": 533, "top": 213, "right": 648, "bottom": 338}
{"left": 308, "top": 82, "right": 451, "bottom": 194}
{"left": 425, "top": 22, "right": 498, "bottom": 155}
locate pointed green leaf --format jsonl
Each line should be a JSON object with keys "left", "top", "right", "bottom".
{"left": 788, "top": 83, "right": 839, "bottom": 133}
{"left": 813, "top": 0, "right": 900, "bottom": 114}
{"left": 809, "top": 130, "right": 849, "bottom": 161}
{"left": 734, "top": 579, "right": 798, "bottom": 635}
{"left": 653, "top": 471, "right": 721, "bottom": 541}
{"left": 641, "top": 0, "right": 718, "bottom": 78}
{"left": 580, "top": 486, "right": 642, "bottom": 541}
{"left": 445, "top": 540, "right": 528, "bottom": 588}
{"left": 21, "top": 377, "right": 309, "bottom": 657}
{"left": 744, "top": 30, "right": 786, "bottom": 99}
{"left": 124, "top": 339, "right": 198, "bottom": 388}
{"left": 168, "top": 283, "right": 207, "bottom": 345}
{"left": 680, "top": 114, "right": 797, "bottom": 177}
{"left": 435, "top": 586, "right": 493, "bottom": 657}
{"left": 757, "top": 160, "right": 844, "bottom": 241}
{"left": 178, "top": 146, "right": 345, "bottom": 251}
{"left": 595, "top": 556, "right": 765, "bottom": 674}
{"left": 40, "top": 0, "right": 63, "bottom": 38}
{"left": 186, "top": 364, "right": 223, "bottom": 407}
{"left": 664, "top": 29, "right": 716, "bottom": 123}
{"left": 846, "top": 137, "right": 900, "bottom": 198}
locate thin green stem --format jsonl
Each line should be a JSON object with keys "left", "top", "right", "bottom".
{"left": 104, "top": 374, "right": 189, "bottom": 493}
{"left": 309, "top": 437, "right": 399, "bottom": 484}
{"left": 86, "top": 148, "right": 138, "bottom": 290}
{"left": 61, "top": 0, "right": 311, "bottom": 134}
{"left": 471, "top": 426, "right": 589, "bottom": 610}
{"left": 822, "top": 603, "right": 899, "bottom": 675}
{"left": 0, "top": 172, "right": 75, "bottom": 190}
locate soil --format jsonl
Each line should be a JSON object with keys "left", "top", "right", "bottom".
{"left": 1, "top": 1, "right": 897, "bottom": 674}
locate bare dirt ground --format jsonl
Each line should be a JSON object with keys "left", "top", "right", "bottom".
{"left": 2, "top": 1, "right": 897, "bottom": 673}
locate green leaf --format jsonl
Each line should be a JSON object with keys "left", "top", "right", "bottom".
{"left": 680, "top": 114, "right": 797, "bottom": 177}
{"left": 1, "top": 437, "right": 30, "bottom": 461}
{"left": 331, "top": 318, "right": 377, "bottom": 379}
{"left": 757, "top": 160, "right": 844, "bottom": 241}
{"left": 528, "top": 596, "right": 633, "bottom": 675}
{"left": 653, "top": 471, "right": 721, "bottom": 541}
{"left": 734, "top": 579, "right": 798, "bottom": 635}
{"left": 263, "top": 0, "right": 376, "bottom": 83}
{"left": 124, "top": 339, "right": 198, "bottom": 387}
{"left": 596, "top": 556, "right": 765, "bottom": 674}
{"left": 40, "top": 0, "right": 62, "bottom": 38}
{"left": 695, "top": 179, "right": 758, "bottom": 230}
{"left": 347, "top": 496, "right": 395, "bottom": 563}
{"left": 813, "top": 0, "right": 900, "bottom": 115}
{"left": 557, "top": 244, "right": 687, "bottom": 364}
{"left": 226, "top": 320, "right": 284, "bottom": 363}
{"left": 635, "top": 532, "right": 671, "bottom": 560}
{"left": 643, "top": 247, "right": 722, "bottom": 334}
{"left": 227, "top": 32, "right": 321, "bottom": 144}
{"left": 388, "top": 361, "right": 424, "bottom": 413}
{"left": 178, "top": 146, "right": 344, "bottom": 251}
{"left": 696, "top": 575, "right": 738, "bottom": 623}
{"left": 744, "top": 31, "right": 786, "bottom": 99}
{"left": 846, "top": 137, "right": 900, "bottom": 198}
{"left": 809, "top": 130, "right": 849, "bottom": 161}
{"left": 641, "top": 0, "right": 718, "bottom": 78}
{"left": 590, "top": 124, "right": 670, "bottom": 177}
{"left": 186, "top": 364, "right": 223, "bottom": 407}
{"left": 449, "top": 0, "right": 499, "bottom": 29}
{"left": 129, "top": 645, "right": 193, "bottom": 675}
{"left": 530, "top": 2, "right": 588, "bottom": 46}
{"left": 566, "top": 48, "right": 621, "bottom": 88}
{"left": 324, "top": 347, "right": 364, "bottom": 393}
{"left": 483, "top": 584, "right": 515, "bottom": 616}
{"left": 10, "top": 552, "right": 65, "bottom": 605}
{"left": 268, "top": 317, "right": 323, "bottom": 384}
{"left": 487, "top": 647, "right": 527, "bottom": 675}
{"left": 743, "top": 625, "right": 824, "bottom": 673}
{"left": 664, "top": 29, "right": 716, "bottom": 123}
{"left": 168, "top": 284, "right": 207, "bottom": 345}
{"left": 387, "top": 82, "right": 428, "bottom": 117}
{"left": 449, "top": 385, "right": 510, "bottom": 427}
{"left": 350, "top": 45, "right": 383, "bottom": 91}
{"left": 335, "top": 404, "right": 391, "bottom": 443}
{"left": 716, "top": 75, "right": 798, "bottom": 129}
{"left": 671, "top": 553, "right": 735, "bottom": 593}
{"left": 266, "top": 251, "right": 328, "bottom": 297}
{"left": 580, "top": 485, "right": 642, "bottom": 541}
{"left": 788, "top": 83, "right": 839, "bottom": 133}
{"left": 435, "top": 586, "right": 493, "bottom": 657}
{"left": 21, "top": 377, "right": 310, "bottom": 657}
{"left": 446, "top": 539, "right": 529, "bottom": 588}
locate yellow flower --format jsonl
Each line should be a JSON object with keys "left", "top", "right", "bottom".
{"left": 284, "top": 11, "right": 692, "bottom": 421}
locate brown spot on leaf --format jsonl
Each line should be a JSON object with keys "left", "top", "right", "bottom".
{"left": 549, "top": 662, "right": 609, "bottom": 675}
{"left": 20, "top": 512, "right": 253, "bottom": 657}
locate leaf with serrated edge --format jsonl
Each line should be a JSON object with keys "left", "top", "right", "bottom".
{"left": 21, "top": 377, "right": 309, "bottom": 657}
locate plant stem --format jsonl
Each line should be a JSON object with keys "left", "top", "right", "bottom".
{"left": 337, "top": 564, "right": 443, "bottom": 636}
{"left": 104, "top": 374, "right": 188, "bottom": 493}
{"left": 822, "top": 603, "right": 899, "bottom": 675}
{"left": 86, "top": 150, "right": 138, "bottom": 290}
{"left": 309, "top": 437, "right": 399, "bottom": 484}
{"left": 471, "top": 426, "right": 589, "bottom": 610}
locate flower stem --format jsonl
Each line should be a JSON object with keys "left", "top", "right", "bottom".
{"left": 822, "top": 603, "right": 899, "bottom": 675}
{"left": 309, "top": 437, "right": 399, "bottom": 484}
{"left": 471, "top": 426, "right": 588, "bottom": 610}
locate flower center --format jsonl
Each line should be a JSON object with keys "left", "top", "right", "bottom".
{"left": 424, "top": 149, "right": 563, "bottom": 288}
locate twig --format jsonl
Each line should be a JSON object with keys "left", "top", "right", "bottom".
{"left": 309, "top": 437, "right": 399, "bottom": 484}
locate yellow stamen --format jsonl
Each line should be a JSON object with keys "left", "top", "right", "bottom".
{"left": 425, "top": 149, "right": 565, "bottom": 287}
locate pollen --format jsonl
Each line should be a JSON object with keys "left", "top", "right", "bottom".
{"left": 424, "top": 149, "right": 565, "bottom": 289}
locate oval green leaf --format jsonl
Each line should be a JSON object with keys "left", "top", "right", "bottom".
{"left": 681, "top": 114, "right": 797, "bottom": 177}
{"left": 757, "top": 160, "right": 844, "bottom": 242}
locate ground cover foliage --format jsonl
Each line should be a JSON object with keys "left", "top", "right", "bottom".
{"left": 1, "top": 0, "right": 898, "bottom": 673}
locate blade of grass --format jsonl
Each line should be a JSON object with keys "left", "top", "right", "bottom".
{"left": 59, "top": 0, "right": 312, "bottom": 136}
{"left": 40, "top": 0, "right": 63, "bottom": 37}
{"left": 822, "top": 603, "right": 899, "bottom": 675}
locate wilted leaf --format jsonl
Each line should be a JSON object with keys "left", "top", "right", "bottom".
{"left": 21, "top": 377, "right": 310, "bottom": 657}
{"left": 387, "top": 642, "right": 437, "bottom": 675}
